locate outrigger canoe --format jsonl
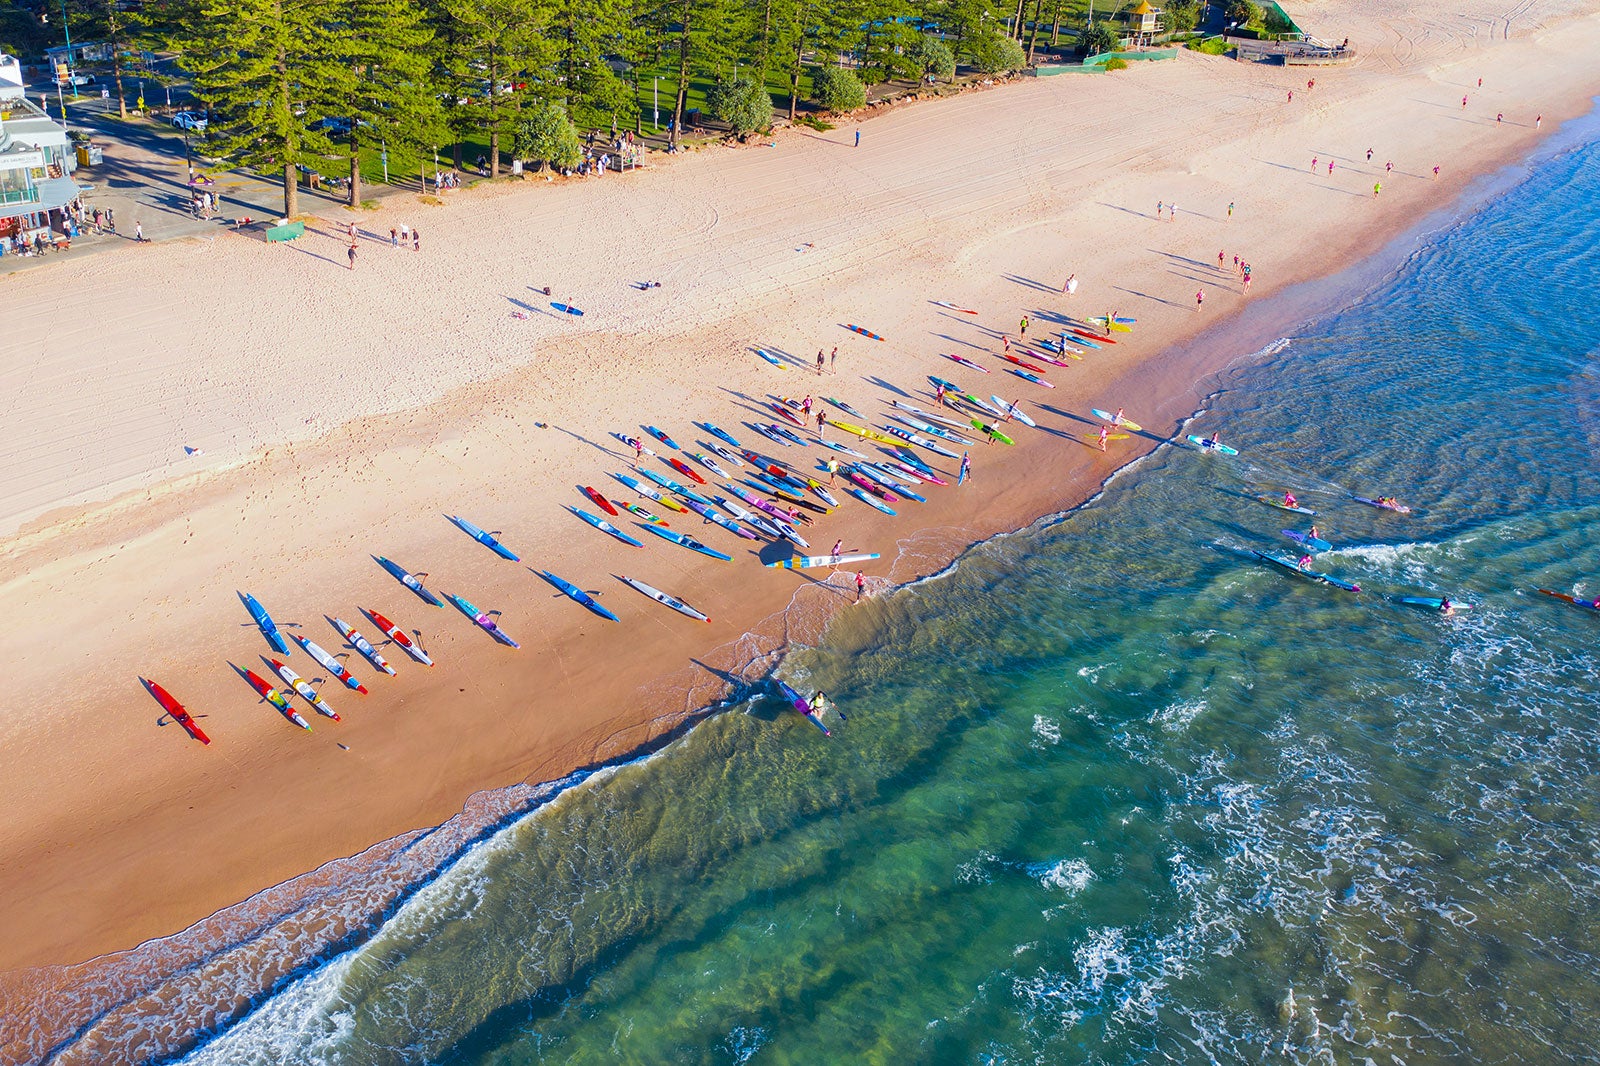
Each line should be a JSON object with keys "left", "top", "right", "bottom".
{"left": 448, "top": 515, "right": 520, "bottom": 561}
{"left": 375, "top": 556, "right": 444, "bottom": 607}
{"left": 364, "top": 608, "right": 434, "bottom": 666}
{"left": 640, "top": 523, "right": 734, "bottom": 561}
{"left": 246, "top": 668, "right": 310, "bottom": 730}
{"left": 292, "top": 634, "right": 367, "bottom": 692}
{"left": 333, "top": 617, "right": 396, "bottom": 676}
{"left": 240, "top": 592, "right": 290, "bottom": 654}
{"left": 143, "top": 678, "right": 211, "bottom": 744}
{"left": 538, "top": 570, "right": 620, "bottom": 622}
{"left": 766, "top": 552, "right": 881, "bottom": 570}
{"left": 445, "top": 593, "right": 521, "bottom": 647}
{"left": 270, "top": 658, "right": 340, "bottom": 720}
{"left": 568, "top": 506, "right": 645, "bottom": 547}
{"left": 1251, "top": 551, "right": 1361, "bottom": 592}
{"left": 617, "top": 575, "right": 711, "bottom": 622}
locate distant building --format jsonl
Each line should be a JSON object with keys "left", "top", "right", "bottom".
{"left": 0, "top": 91, "right": 81, "bottom": 248}
{"left": 44, "top": 41, "right": 115, "bottom": 69}
{"left": 0, "top": 54, "right": 24, "bottom": 101}
{"left": 1124, "top": 1, "right": 1164, "bottom": 47}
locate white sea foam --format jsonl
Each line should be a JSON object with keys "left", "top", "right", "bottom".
{"left": 1029, "top": 858, "right": 1095, "bottom": 895}
{"left": 1031, "top": 715, "right": 1061, "bottom": 746}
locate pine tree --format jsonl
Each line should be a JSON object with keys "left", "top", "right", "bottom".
{"left": 334, "top": 0, "right": 445, "bottom": 206}
{"left": 175, "top": 0, "right": 352, "bottom": 217}
{"left": 429, "top": 0, "right": 555, "bottom": 178}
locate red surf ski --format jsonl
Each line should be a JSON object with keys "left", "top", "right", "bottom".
{"left": 143, "top": 678, "right": 211, "bottom": 745}
{"left": 1003, "top": 353, "right": 1047, "bottom": 373}
{"left": 770, "top": 402, "right": 806, "bottom": 427}
{"left": 1072, "top": 329, "right": 1117, "bottom": 344}
{"left": 582, "top": 486, "right": 620, "bottom": 515}
{"left": 667, "top": 457, "right": 707, "bottom": 484}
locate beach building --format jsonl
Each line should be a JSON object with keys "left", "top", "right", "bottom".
{"left": 0, "top": 71, "right": 81, "bottom": 252}
{"left": 1125, "top": 1, "right": 1164, "bottom": 46}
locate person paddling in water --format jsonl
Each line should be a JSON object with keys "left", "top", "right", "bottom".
{"left": 1297, "top": 554, "right": 1314, "bottom": 570}
{"left": 1208, "top": 432, "right": 1222, "bottom": 447}
{"left": 1283, "top": 491, "right": 1298, "bottom": 509}
{"left": 1439, "top": 597, "right": 1456, "bottom": 615}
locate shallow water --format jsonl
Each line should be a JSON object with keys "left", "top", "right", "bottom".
{"left": 24, "top": 116, "right": 1600, "bottom": 1066}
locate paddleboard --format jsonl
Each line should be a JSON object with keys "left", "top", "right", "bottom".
{"left": 1397, "top": 595, "right": 1473, "bottom": 613}
{"left": 1090, "top": 409, "right": 1142, "bottom": 432}
{"left": 1282, "top": 529, "right": 1333, "bottom": 552}
{"left": 1255, "top": 494, "right": 1316, "bottom": 516}
{"left": 1187, "top": 435, "right": 1239, "bottom": 455}
{"left": 755, "top": 348, "right": 786, "bottom": 368}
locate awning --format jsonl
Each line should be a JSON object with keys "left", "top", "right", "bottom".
{"left": 0, "top": 176, "right": 80, "bottom": 221}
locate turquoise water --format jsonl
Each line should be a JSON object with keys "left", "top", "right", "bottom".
{"left": 24, "top": 125, "right": 1600, "bottom": 1066}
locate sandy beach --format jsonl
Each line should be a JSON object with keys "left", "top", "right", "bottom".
{"left": 3, "top": 0, "right": 1598, "bottom": 993}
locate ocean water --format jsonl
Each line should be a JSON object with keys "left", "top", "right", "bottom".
{"left": 19, "top": 125, "right": 1600, "bottom": 1066}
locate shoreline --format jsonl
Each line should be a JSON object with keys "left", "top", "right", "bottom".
{"left": 5, "top": 0, "right": 1600, "bottom": 1012}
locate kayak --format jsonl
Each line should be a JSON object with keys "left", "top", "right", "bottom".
{"left": 891, "top": 414, "right": 972, "bottom": 445}
{"left": 991, "top": 398, "right": 1037, "bottom": 427}
{"left": 750, "top": 423, "right": 792, "bottom": 447}
{"left": 1025, "top": 348, "right": 1076, "bottom": 367}
{"left": 891, "top": 451, "right": 944, "bottom": 482}
{"left": 703, "top": 441, "right": 744, "bottom": 467}
{"left": 825, "top": 418, "right": 897, "bottom": 444}
{"left": 1282, "top": 529, "right": 1333, "bottom": 552}
{"left": 1187, "top": 435, "right": 1239, "bottom": 456}
{"left": 445, "top": 593, "right": 521, "bottom": 647}
{"left": 1039, "top": 337, "right": 1087, "bottom": 355}
{"left": 720, "top": 488, "right": 805, "bottom": 543}
{"left": 375, "top": 556, "right": 444, "bottom": 607}
{"left": 766, "top": 552, "right": 881, "bottom": 570}
{"left": 959, "top": 393, "right": 1003, "bottom": 417}
{"left": 1251, "top": 551, "right": 1361, "bottom": 592}
{"left": 1002, "top": 353, "right": 1047, "bottom": 373}
{"left": 693, "top": 452, "right": 729, "bottom": 478}
{"left": 143, "top": 678, "right": 212, "bottom": 745}
{"left": 931, "top": 300, "right": 979, "bottom": 314}
{"left": 551, "top": 302, "right": 583, "bottom": 316}
{"left": 946, "top": 353, "right": 990, "bottom": 373}
{"left": 883, "top": 423, "right": 962, "bottom": 459}
{"left": 1066, "top": 332, "right": 1104, "bottom": 349}
{"left": 448, "top": 515, "right": 519, "bottom": 561}
{"left": 640, "top": 523, "right": 734, "bottom": 561}
{"left": 569, "top": 506, "right": 645, "bottom": 547}
{"left": 640, "top": 467, "right": 714, "bottom": 506}
{"left": 816, "top": 439, "right": 868, "bottom": 459}
{"left": 776, "top": 680, "right": 830, "bottom": 736}
{"left": 245, "top": 668, "right": 310, "bottom": 730}
{"left": 971, "top": 419, "right": 1015, "bottom": 445}
{"left": 701, "top": 422, "right": 742, "bottom": 448}
{"left": 846, "top": 323, "right": 885, "bottom": 341}
{"left": 849, "top": 486, "right": 896, "bottom": 515}
{"left": 1353, "top": 496, "right": 1413, "bottom": 514}
{"left": 1010, "top": 368, "right": 1055, "bottom": 388}
{"left": 715, "top": 495, "right": 784, "bottom": 539}
{"left": 241, "top": 592, "right": 290, "bottom": 655}
{"left": 538, "top": 570, "right": 620, "bottom": 622}
{"left": 1255, "top": 494, "right": 1316, "bottom": 516}
{"left": 1397, "top": 595, "right": 1474, "bottom": 613}
{"left": 770, "top": 402, "right": 807, "bottom": 427}
{"left": 769, "top": 424, "right": 810, "bottom": 447}
{"left": 617, "top": 575, "right": 711, "bottom": 622}
{"left": 1090, "top": 409, "right": 1142, "bottom": 432}
{"left": 364, "top": 608, "right": 434, "bottom": 666}
{"left": 332, "top": 617, "right": 396, "bottom": 676}
{"left": 582, "top": 485, "right": 620, "bottom": 517}
{"left": 1537, "top": 588, "right": 1600, "bottom": 612}
{"left": 755, "top": 348, "right": 787, "bottom": 369}
{"left": 292, "top": 634, "right": 367, "bottom": 692}
{"left": 847, "top": 471, "right": 898, "bottom": 502}
{"left": 686, "top": 498, "right": 760, "bottom": 539}
{"left": 1072, "top": 329, "right": 1116, "bottom": 344}
{"left": 620, "top": 500, "right": 669, "bottom": 525}
{"left": 667, "top": 457, "right": 707, "bottom": 484}
{"left": 825, "top": 397, "right": 864, "bottom": 418}
{"left": 644, "top": 425, "right": 679, "bottom": 449}
{"left": 894, "top": 400, "right": 969, "bottom": 432}
{"left": 269, "top": 658, "right": 340, "bottom": 720}
{"left": 614, "top": 473, "right": 689, "bottom": 513}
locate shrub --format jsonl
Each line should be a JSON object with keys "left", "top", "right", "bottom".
{"left": 1262, "top": 6, "right": 1295, "bottom": 33}
{"left": 969, "top": 30, "right": 1027, "bottom": 73}
{"left": 1163, "top": 0, "right": 1200, "bottom": 33}
{"left": 1104, "top": 56, "right": 1129, "bottom": 70}
{"left": 910, "top": 33, "right": 957, "bottom": 82}
{"left": 708, "top": 76, "right": 773, "bottom": 135}
{"left": 514, "top": 101, "right": 583, "bottom": 170}
{"left": 1187, "top": 35, "right": 1230, "bottom": 54}
{"left": 1082, "top": 22, "right": 1118, "bottom": 56}
{"left": 1225, "top": 0, "right": 1262, "bottom": 27}
{"left": 794, "top": 113, "right": 834, "bottom": 131}
{"left": 812, "top": 66, "right": 867, "bottom": 113}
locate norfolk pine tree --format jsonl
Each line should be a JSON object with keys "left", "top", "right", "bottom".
{"left": 334, "top": 0, "right": 444, "bottom": 206}
{"left": 175, "top": 0, "right": 352, "bottom": 217}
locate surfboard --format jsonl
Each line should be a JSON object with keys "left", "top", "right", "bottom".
{"left": 1090, "top": 409, "right": 1143, "bottom": 432}
{"left": 551, "top": 302, "right": 584, "bottom": 316}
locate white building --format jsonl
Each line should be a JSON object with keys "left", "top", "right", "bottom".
{"left": 0, "top": 83, "right": 81, "bottom": 249}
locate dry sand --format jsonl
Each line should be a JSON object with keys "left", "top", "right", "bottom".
{"left": 3, "top": 0, "right": 1598, "bottom": 980}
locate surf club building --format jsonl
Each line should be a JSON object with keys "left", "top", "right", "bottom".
{"left": 0, "top": 54, "right": 82, "bottom": 253}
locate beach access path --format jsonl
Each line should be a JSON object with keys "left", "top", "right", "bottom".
{"left": 2, "top": 0, "right": 1598, "bottom": 981}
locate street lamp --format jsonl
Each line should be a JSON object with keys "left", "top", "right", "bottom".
{"left": 58, "top": 0, "right": 77, "bottom": 99}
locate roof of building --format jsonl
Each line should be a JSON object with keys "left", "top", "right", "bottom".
{"left": 0, "top": 175, "right": 79, "bottom": 221}
{"left": 1131, "top": 0, "right": 1157, "bottom": 14}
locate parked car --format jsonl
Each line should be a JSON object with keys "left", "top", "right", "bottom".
{"left": 171, "top": 111, "right": 208, "bottom": 131}
{"left": 313, "top": 116, "right": 353, "bottom": 134}
{"left": 66, "top": 72, "right": 94, "bottom": 87}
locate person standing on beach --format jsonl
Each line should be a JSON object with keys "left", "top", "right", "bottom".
{"left": 854, "top": 130, "right": 861, "bottom": 148}
{"left": 959, "top": 451, "right": 971, "bottom": 485}
{"left": 1218, "top": 249, "right": 1226, "bottom": 268}
{"left": 1497, "top": 112, "right": 1503, "bottom": 124}
{"left": 1537, "top": 114, "right": 1543, "bottom": 128}
{"left": 134, "top": 221, "right": 145, "bottom": 242}
{"left": 1288, "top": 90, "right": 1293, "bottom": 103}
{"left": 1311, "top": 157, "right": 1317, "bottom": 172}
{"left": 1433, "top": 165, "right": 1440, "bottom": 178}
{"left": 826, "top": 457, "right": 840, "bottom": 483}
{"left": 1064, "top": 273, "right": 1078, "bottom": 295}
{"left": 1366, "top": 148, "right": 1373, "bottom": 162}
{"left": 413, "top": 228, "right": 420, "bottom": 252}
{"left": 830, "top": 346, "right": 838, "bottom": 372}
{"left": 855, "top": 572, "right": 866, "bottom": 600}
{"left": 1462, "top": 94, "right": 1469, "bottom": 108}
{"left": 1195, "top": 289, "right": 1204, "bottom": 311}
{"left": 1097, "top": 424, "right": 1109, "bottom": 451}
{"left": 1019, "top": 315, "right": 1029, "bottom": 338}
{"left": 1157, "top": 200, "right": 1163, "bottom": 218}
{"left": 389, "top": 227, "right": 398, "bottom": 247}
{"left": 1227, "top": 201, "right": 1234, "bottom": 220}
{"left": 801, "top": 395, "right": 813, "bottom": 416}
{"left": 816, "top": 350, "right": 825, "bottom": 374}
{"left": 1373, "top": 181, "right": 1382, "bottom": 197}
{"left": 1327, "top": 161, "right": 1334, "bottom": 176}
{"left": 816, "top": 410, "right": 826, "bottom": 436}
{"left": 348, "top": 243, "right": 357, "bottom": 269}
{"left": 935, "top": 382, "right": 948, "bottom": 407}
